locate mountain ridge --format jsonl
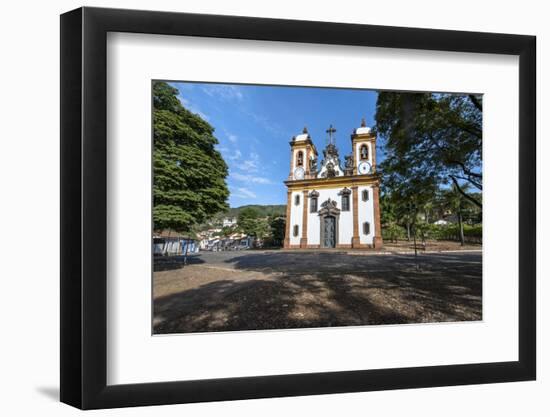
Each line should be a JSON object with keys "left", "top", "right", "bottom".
{"left": 224, "top": 204, "right": 286, "bottom": 218}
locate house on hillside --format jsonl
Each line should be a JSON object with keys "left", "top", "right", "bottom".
{"left": 222, "top": 217, "right": 237, "bottom": 227}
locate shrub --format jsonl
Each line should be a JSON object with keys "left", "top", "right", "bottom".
{"left": 382, "top": 223, "right": 481, "bottom": 243}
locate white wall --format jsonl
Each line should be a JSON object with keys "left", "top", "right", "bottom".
{"left": 307, "top": 187, "right": 354, "bottom": 246}
{"left": 0, "top": 1, "right": 547, "bottom": 417}
{"left": 308, "top": 197, "right": 321, "bottom": 245}
{"left": 358, "top": 186, "right": 375, "bottom": 245}
{"left": 289, "top": 190, "right": 303, "bottom": 245}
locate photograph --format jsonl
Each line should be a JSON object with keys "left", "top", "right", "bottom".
{"left": 151, "top": 81, "right": 483, "bottom": 335}
{"left": 1, "top": 0, "right": 541, "bottom": 412}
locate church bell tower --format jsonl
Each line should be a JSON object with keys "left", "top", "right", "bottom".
{"left": 351, "top": 118, "right": 377, "bottom": 175}
{"left": 289, "top": 127, "right": 318, "bottom": 181}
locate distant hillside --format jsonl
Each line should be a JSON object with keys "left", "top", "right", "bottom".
{"left": 197, "top": 204, "right": 287, "bottom": 232}
{"left": 225, "top": 204, "right": 286, "bottom": 218}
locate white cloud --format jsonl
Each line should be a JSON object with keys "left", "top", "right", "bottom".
{"left": 231, "top": 172, "right": 274, "bottom": 184}
{"left": 174, "top": 83, "right": 194, "bottom": 91}
{"left": 221, "top": 147, "right": 266, "bottom": 179}
{"left": 202, "top": 84, "right": 244, "bottom": 101}
{"left": 177, "top": 94, "right": 210, "bottom": 121}
{"left": 225, "top": 149, "right": 242, "bottom": 161}
{"left": 178, "top": 96, "right": 190, "bottom": 106}
{"left": 237, "top": 152, "right": 260, "bottom": 172}
{"left": 241, "top": 108, "right": 284, "bottom": 136}
{"left": 232, "top": 187, "right": 257, "bottom": 199}
{"left": 222, "top": 129, "right": 238, "bottom": 143}
{"left": 241, "top": 160, "right": 258, "bottom": 172}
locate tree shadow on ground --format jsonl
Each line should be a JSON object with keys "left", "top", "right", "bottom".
{"left": 153, "top": 252, "right": 481, "bottom": 334}
{"left": 153, "top": 274, "right": 411, "bottom": 334}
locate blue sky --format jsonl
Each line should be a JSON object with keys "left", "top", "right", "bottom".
{"left": 170, "top": 81, "right": 379, "bottom": 207}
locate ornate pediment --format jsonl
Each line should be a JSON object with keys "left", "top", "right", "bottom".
{"left": 318, "top": 198, "right": 340, "bottom": 216}
{"left": 318, "top": 125, "right": 343, "bottom": 178}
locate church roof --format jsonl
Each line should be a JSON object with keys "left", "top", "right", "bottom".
{"left": 354, "top": 126, "right": 371, "bottom": 134}
{"left": 293, "top": 126, "right": 311, "bottom": 142}
{"left": 353, "top": 118, "right": 371, "bottom": 135}
{"left": 293, "top": 133, "right": 309, "bottom": 142}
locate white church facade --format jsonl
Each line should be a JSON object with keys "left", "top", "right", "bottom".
{"left": 283, "top": 120, "right": 383, "bottom": 249}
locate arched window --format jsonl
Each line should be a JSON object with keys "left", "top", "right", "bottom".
{"left": 362, "top": 189, "right": 369, "bottom": 201}
{"left": 339, "top": 188, "right": 351, "bottom": 211}
{"left": 360, "top": 144, "right": 369, "bottom": 160}
{"left": 363, "top": 222, "right": 371, "bottom": 235}
{"left": 309, "top": 190, "right": 319, "bottom": 213}
{"left": 293, "top": 225, "right": 299, "bottom": 237}
{"left": 341, "top": 195, "right": 350, "bottom": 211}
{"left": 297, "top": 151, "right": 304, "bottom": 167}
{"left": 310, "top": 196, "right": 318, "bottom": 213}
{"left": 294, "top": 194, "right": 300, "bottom": 205}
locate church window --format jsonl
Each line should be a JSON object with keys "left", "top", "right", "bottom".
{"left": 295, "top": 194, "right": 300, "bottom": 205}
{"left": 341, "top": 195, "right": 350, "bottom": 211}
{"left": 362, "top": 189, "right": 369, "bottom": 201}
{"left": 310, "top": 196, "right": 318, "bottom": 213}
{"left": 293, "top": 225, "right": 299, "bottom": 237}
{"left": 363, "top": 222, "right": 371, "bottom": 235}
{"left": 297, "top": 151, "right": 304, "bottom": 167}
{"left": 360, "top": 144, "right": 369, "bottom": 160}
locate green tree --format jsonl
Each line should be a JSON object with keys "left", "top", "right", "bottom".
{"left": 269, "top": 215, "right": 286, "bottom": 246}
{"left": 220, "top": 225, "right": 236, "bottom": 238}
{"left": 153, "top": 81, "right": 229, "bottom": 232}
{"left": 380, "top": 171, "right": 438, "bottom": 242}
{"left": 439, "top": 183, "right": 481, "bottom": 245}
{"left": 415, "top": 220, "right": 431, "bottom": 247}
{"left": 375, "top": 92, "right": 482, "bottom": 208}
{"left": 255, "top": 218, "right": 271, "bottom": 240}
{"left": 237, "top": 207, "right": 261, "bottom": 237}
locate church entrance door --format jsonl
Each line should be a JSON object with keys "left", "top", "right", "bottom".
{"left": 323, "top": 216, "right": 336, "bottom": 248}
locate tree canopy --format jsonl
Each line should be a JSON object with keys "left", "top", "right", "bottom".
{"left": 153, "top": 81, "right": 229, "bottom": 232}
{"left": 269, "top": 216, "right": 286, "bottom": 246}
{"left": 375, "top": 92, "right": 482, "bottom": 209}
{"left": 236, "top": 207, "right": 263, "bottom": 237}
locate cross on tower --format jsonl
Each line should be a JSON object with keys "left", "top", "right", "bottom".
{"left": 326, "top": 124, "right": 336, "bottom": 146}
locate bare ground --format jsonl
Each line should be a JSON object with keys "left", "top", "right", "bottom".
{"left": 153, "top": 250, "right": 482, "bottom": 334}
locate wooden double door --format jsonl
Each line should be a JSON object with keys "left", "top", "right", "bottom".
{"left": 322, "top": 215, "right": 336, "bottom": 248}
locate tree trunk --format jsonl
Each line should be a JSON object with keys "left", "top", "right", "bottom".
{"left": 406, "top": 221, "right": 411, "bottom": 241}
{"left": 458, "top": 212, "right": 465, "bottom": 246}
{"left": 183, "top": 238, "right": 190, "bottom": 265}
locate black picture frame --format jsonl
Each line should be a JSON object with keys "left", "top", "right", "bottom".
{"left": 60, "top": 6, "right": 536, "bottom": 410}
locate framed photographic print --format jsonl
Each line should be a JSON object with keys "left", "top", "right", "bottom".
{"left": 60, "top": 6, "right": 536, "bottom": 409}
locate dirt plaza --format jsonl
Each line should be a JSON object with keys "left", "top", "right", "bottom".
{"left": 153, "top": 247, "right": 482, "bottom": 334}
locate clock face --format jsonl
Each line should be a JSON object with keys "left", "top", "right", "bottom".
{"left": 358, "top": 161, "right": 371, "bottom": 175}
{"left": 294, "top": 167, "right": 305, "bottom": 180}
